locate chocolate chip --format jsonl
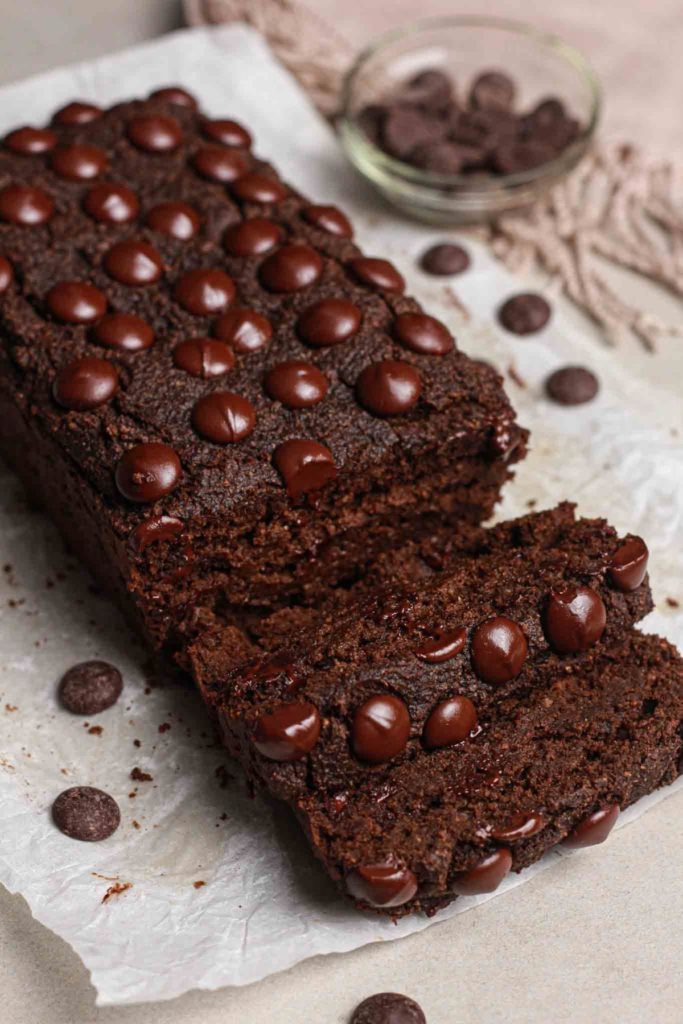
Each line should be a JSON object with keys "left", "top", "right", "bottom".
{"left": 409, "top": 140, "right": 467, "bottom": 174}
{"left": 5, "top": 126, "right": 57, "bottom": 154}
{"left": 273, "top": 439, "right": 337, "bottom": 499}
{"left": 470, "top": 70, "right": 516, "bottom": 112}
{"left": 259, "top": 244, "right": 323, "bottom": 292}
{"left": 264, "top": 360, "right": 329, "bottom": 408}
{"left": 563, "top": 804, "right": 619, "bottom": 848}
{"left": 498, "top": 293, "right": 551, "bottom": 335}
{"left": 53, "top": 357, "right": 118, "bottom": 411}
{"left": 471, "top": 616, "right": 527, "bottom": 685}
{"left": 214, "top": 308, "right": 272, "bottom": 353}
{"left": 423, "top": 696, "right": 477, "bottom": 750}
{"left": 346, "top": 862, "right": 418, "bottom": 909}
{"left": 84, "top": 183, "right": 139, "bottom": 224}
{"left": 174, "top": 268, "right": 235, "bottom": 315}
{"left": 352, "top": 694, "right": 411, "bottom": 763}
{"left": 348, "top": 257, "right": 405, "bottom": 293}
{"left": 149, "top": 86, "right": 198, "bottom": 109}
{"left": 47, "top": 281, "right": 107, "bottom": 324}
{"left": 414, "top": 627, "right": 467, "bottom": 663}
{"left": 173, "top": 338, "right": 235, "bottom": 378}
{"left": 492, "top": 139, "right": 556, "bottom": 175}
{"left": 200, "top": 117, "right": 251, "bottom": 148}
{"left": 356, "top": 360, "right": 421, "bottom": 416}
{"left": 452, "top": 848, "right": 512, "bottom": 895}
{"left": 127, "top": 114, "right": 182, "bottom": 152}
{"left": 545, "top": 366, "right": 599, "bottom": 405}
{"left": 399, "top": 68, "right": 453, "bottom": 111}
{"left": 0, "top": 256, "right": 13, "bottom": 293}
{"left": 192, "top": 145, "right": 249, "bottom": 183}
{"left": 297, "top": 297, "right": 362, "bottom": 348}
{"left": 104, "top": 240, "right": 163, "bottom": 287}
{"left": 303, "top": 204, "right": 353, "bottom": 238}
{"left": 490, "top": 812, "right": 546, "bottom": 842}
{"left": 146, "top": 201, "right": 200, "bottom": 240}
{"left": 59, "top": 660, "right": 123, "bottom": 715}
{"left": 115, "top": 442, "right": 182, "bottom": 503}
{"left": 393, "top": 312, "right": 454, "bottom": 356}
{"left": 0, "top": 184, "right": 54, "bottom": 226}
{"left": 252, "top": 702, "right": 321, "bottom": 761}
{"left": 192, "top": 392, "right": 256, "bottom": 444}
{"left": 52, "top": 786, "right": 120, "bottom": 842}
{"left": 351, "top": 991, "right": 426, "bottom": 1024}
{"left": 608, "top": 537, "right": 649, "bottom": 592}
{"left": 230, "top": 172, "right": 287, "bottom": 204}
{"left": 223, "top": 218, "right": 283, "bottom": 257}
{"left": 382, "top": 106, "right": 445, "bottom": 160}
{"left": 131, "top": 515, "right": 184, "bottom": 553}
{"left": 544, "top": 586, "right": 607, "bottom": 654}
{"left": 93, "top": 313, "right": 154, "bottom": 352}
{"left": 53, "top": 101, "right": 102, "bottom": 125}
{"left": 420, "top": 242, "right": 470, "bottom": 276}
{"left": 51, "top": 143, "right": 107, "bottom": 181}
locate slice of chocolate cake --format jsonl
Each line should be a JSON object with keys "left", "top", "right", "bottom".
{"left": 189, "top": 505, "right": 673, "bottom": 915}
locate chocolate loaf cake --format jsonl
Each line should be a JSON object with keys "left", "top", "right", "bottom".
{"left": 0, "top": 87, "right": 526, "bottom": 660}
{"left": 189, "top": 505, "right": 674, "bottom": 914}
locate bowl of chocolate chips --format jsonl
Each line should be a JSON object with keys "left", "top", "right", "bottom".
{"left": 338, "top": 16, "right": 601, "bottom": 223}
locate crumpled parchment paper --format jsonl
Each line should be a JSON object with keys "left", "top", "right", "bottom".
{"left": 0, "top": 24, "right": 681, "bottom": 1007}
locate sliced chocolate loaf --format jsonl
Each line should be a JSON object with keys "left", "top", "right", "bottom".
{"left": 0, "top": 86, "right": 526, "bottom": 662}
{"left": 189, "top": 505, "right": 666, "bottom": 914}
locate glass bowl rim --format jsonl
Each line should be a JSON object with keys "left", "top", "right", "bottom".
{"left": 338, "top": 14, "right": 602, "bottom": 192}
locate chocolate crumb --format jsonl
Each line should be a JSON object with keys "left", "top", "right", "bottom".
{"left": 133, "top": 739, "right": 141, "bottom": 748}
{"left": 130, "top": 767, "right": 153, "bottom": 782}
{"left": 507, "top": 364, "right": 526, "bottom": 388}
{"left": 88, "top": 725, "right": 103, "bottom": 736}
{"left": 666, "top": 597, "right": 680, "bottom": 608}
{"left": 101, "top": 881, "right": 132, "bottom": 904}
{"left": 132, "top": 820, "right": 140, "bottom": 830}
{"left": 193, "top": 880, "right": 206, "bottom": 889}
{"left": 158, "top": 722, "right": 171, "bottom": 733}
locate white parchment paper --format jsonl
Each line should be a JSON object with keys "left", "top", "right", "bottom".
{"left": 0, "top": 25, "right": 681, "bottom": 1007}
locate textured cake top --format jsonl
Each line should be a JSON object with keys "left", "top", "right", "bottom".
{"left": 0, "top": 86, "right": 523, "bottom": 543}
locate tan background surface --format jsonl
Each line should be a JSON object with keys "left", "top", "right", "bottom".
{"left": 1, "top": 2, "right": 682, "bottom": 1023}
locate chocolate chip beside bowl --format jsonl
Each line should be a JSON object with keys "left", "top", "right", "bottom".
{"left": 545, "top": 366, "right": 599, "bottom": 405}
{"left": 498, "top": 293, "right": 551, "bottom": 335}
{"left": 59, "top": 660, "right": 123, "bottom": 715}
{"left": 52, "top": 786, "right": 121, "bottom": 841}
{"left": 351, "top": 992, "right": 426, "bottom": 1024}
{"left": 420, "top": 242, "right": 470, "bottom": 276}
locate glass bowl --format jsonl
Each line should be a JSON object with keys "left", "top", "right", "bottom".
{"left": 337, "top": 16, "right": 601, "bottom": 224}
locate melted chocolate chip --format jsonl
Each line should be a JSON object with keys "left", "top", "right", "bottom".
{"left": 498, "top": 293, "right": 551, "bottom": 335}
{"left": 348, "top": 257, "right": 405, "bottom": 293}
{"left": 259, "top": 244, "right": 323, "bottom": 292}
{"left": 83, "top": 182, "right": 140, "bottom": 223}
{"left": 544, "top": 586, "right": 606, "bottom": 654}
{"left": 214, "top": 308, "right": 272, "bottom": 353}
{"left": 115, "top": 442, "right": 182, "bottom": 503}
{"left": 420, "top": 242, "right": 470, "bottom": 276}
{"left": 296, "top": 297, "right": 362, "bottom": 348}
{"left": 265, "top": 360, "right": 328, "bottom": 408}
{"left": 201, "top": 117, "right": 252, "bottom": 148}
{"left": 471, "top": 616, "right": 527, "bottom": 685}
{"left": 347, "top": 862, "right": 418, "bottom": 908}
{"left": 452, "top": 848, "right": 512, "bottom": 895}
{"left": 0, "top": 184, "right": 53, "bottom": 226}
{"left": 351, "top": 993, "right": 426, "bottom": 1024}
{"left": 174, "top": 268, "right": 236, "bottom": 315}
{"left": 393, "top": 312, "right": 454, "bottom": 356}
{"left": 5, "top": 126, "right": 57, "bottom": 154}
{"left": 192, "top": 145, "right": 249, "bottom": 183}
{"left": 191, "top": 391, "right": 256, "bottom": 443}
{"left": 545, "top": 366, "right": 599, "bottom": 405}
{"left": 423, "top": 696, "right": 477, "bottom": 750}
{"left": 352, "top": 694, "right": 411, "bottom": 763}
{"left": 53, "top": 357, "right": 118, "bottom": 411}
{"left": 93, "top": 312, "right": 154, "bottom": 352}
{"left": 608, "top": 537, "right": 649, "bottom": 592}
{"left": 223, "top": 218, "right": 282, "bottom": 257}
{"left": 230, "top": 173, "right": 287, "bottom": 204}
{"left": 52, "top": 787, "right": 120, "bottom": 842}
{"left": 131, "top": 514, "right": 184, "bottom": 553}
{"left": 252, "top": 702, "right": 321, "bottom": 761}
{"left": 415, "top": 627, "right": 467, "bottom": 663}
{"left": 173, "top": 338, "right": 235, "bottom": 378}
{"left": 563, "top": 804, "right": 620, "bottom": 848}
{"left": 47, "top": 281, "right": 107, "bottom": 324}
{"left": 51, "top": 143, "right": 107, "bottom": 181}
{"left": 146, "top": 201, "right": 200, "bottom": 239}
{"left": 53, "top": 101, "right": 102, "bottom": 125}
{"left": 490, "top": 812, "right": 546, "bottom": 842}
{"left": 104, "top": 240, "right": 163, "bottom": 286}
{"left": 127, "top": 114, "right": 182, "bottom": 152}
{"left": 356, "top": 360, "right": 421, "bottom": 416}
{"left": 272, "top": 439, "right": 337, "bottom": 499}
{"left": 59, "top": 660, "right": 123, "bottom": 715}
{"left": 302, "top": 204, "right": 353, "bottom": 238}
